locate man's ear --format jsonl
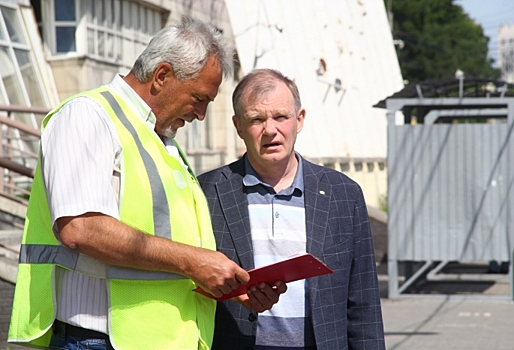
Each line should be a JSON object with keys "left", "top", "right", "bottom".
{"left": 296, "top": 108, "right": 306, "bottom": 134}
{"left": 232, "top": 115, "right": 243, "bottom": 138}
{"left": 153, "top": 62, "right": 173, "bottom": 92}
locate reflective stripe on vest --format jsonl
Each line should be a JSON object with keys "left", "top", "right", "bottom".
{"left": 100, "top": 91, "right": 171, "bottom": 240}
{"left": 18, "top": 244, "right": 185, "bottom": 280}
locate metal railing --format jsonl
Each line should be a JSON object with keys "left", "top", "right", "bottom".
{"left": 0, "top": 104, "right": 47, "bottom": 207}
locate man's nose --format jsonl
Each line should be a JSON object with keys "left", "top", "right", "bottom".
{"left": 195, "top": 103, "right": 209, "bottom": 121}
{"left": 263, "top": 119, "right": 277, "bottom": 134}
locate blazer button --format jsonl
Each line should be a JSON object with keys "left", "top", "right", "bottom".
{"left": 248, "top": 313, "right": 257, "bottom": 322}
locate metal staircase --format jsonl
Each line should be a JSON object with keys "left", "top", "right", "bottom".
{"left": 0, "top": 104, "right": 48, "bottom": 283}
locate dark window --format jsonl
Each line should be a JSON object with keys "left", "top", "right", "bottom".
{"left": 55, "top": 0, "right": 75, "bottom": 21}
{"left": 56, "top": 26, "right": 76, "bottom": 52}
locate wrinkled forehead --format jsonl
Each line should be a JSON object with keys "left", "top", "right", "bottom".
{"left": 243, "top": 80, "right": 297, "bottom": 109}
{"left": 241, "top": 92, "right": 297, "bottom": 122}
{"left": 240, "top": 81, "right": 278, "bottom": 108}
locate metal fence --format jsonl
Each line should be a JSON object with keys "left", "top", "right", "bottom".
{"left": 0, "top": 105, "right": 46, "bottom": 228}
{"left": 385, "top": 97, "right": 514, "bottom": 299}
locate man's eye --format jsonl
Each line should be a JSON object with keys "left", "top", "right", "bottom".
{"left": 250, "top": 118, "right": 263, "bottom": 124}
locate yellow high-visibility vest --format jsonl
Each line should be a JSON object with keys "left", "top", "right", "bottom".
{"left": 8, "top": 87, "right": 216, "bottom": 350}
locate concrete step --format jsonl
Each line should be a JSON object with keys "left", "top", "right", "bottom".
{"left": 0, "top": 229, "right": 22, "bottom": 283}
{"left": 0, "top": 195, "right": 27, "bottom": 219}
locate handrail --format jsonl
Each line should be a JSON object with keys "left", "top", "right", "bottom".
{"left": 0, "top": 157, "right": 34, "bottom": 178}
{"left": 0, "top": 104, "right": 50, "bottom": 116}
{"left": 0, "top": 113, "right": 41, "bottom": 137}
{"left": 0, "top": 105, "right": 48, "bottom": 208}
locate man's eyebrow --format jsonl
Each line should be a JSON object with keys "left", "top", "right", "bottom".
{"left": 206, "top": 91, "right": 218, "bottom": 102}
{"left": 195, "top": 93, "right": 214, "bottom": 102}
{"left": 244, "top": 112, "right": 262, "bottom": 119}
{"left": 244, "top": 109, "right": 291, "bottom": 118}
{"left": 273, "top": 109, "right": 292, "bottom": 116}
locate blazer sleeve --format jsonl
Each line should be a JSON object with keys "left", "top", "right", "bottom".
{"left": 346, "top": 185, "right": 385, "bottom": 349}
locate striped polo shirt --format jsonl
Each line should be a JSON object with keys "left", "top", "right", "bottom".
{"left": 243, "top": 155, "right": 316, "bottom": 350}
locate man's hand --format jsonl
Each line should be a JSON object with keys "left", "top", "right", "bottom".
{"left": 233, "top": 281, "right": 287, "bottom": 313}
{"left": 185, "top": 249, "right": 251, "bottom": 298}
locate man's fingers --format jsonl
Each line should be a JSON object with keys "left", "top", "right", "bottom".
{"left": 274, "top": 281, "right": 287, "bottom": 294}
{"left": 246, "top": 287, "right": 267, "bottom": 312}
{"left": 220, "top": 266, "right": 249, "bottom": 293}
{"left": 258, "top": 283, "right": 280, "bottom": 302}
{"left": 191, "top": 251, "right": 251, "bottom": 296}
{"left": 235, "top": 269, "right": 250, "bottom": 285}
{"left": 245, "top": 283, "right": 278, "bottom": 311}
{"left": 199, "top": 285, "right": 222, "bottom": 298}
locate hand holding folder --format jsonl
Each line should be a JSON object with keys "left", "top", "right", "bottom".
{"left": 193, "top": 252, "right": 333, "bottom": 301}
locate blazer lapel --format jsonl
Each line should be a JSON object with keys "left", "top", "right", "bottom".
{"left": 215, "top": 161, "right": 255, "bottom": 270}
{"left": 303, "top": 160, "right": 331, "bottom": 291}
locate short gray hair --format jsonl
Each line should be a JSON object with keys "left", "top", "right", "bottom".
{"left": 232, "top": 69, "right": 302, "bottom": 119}
{"left": 131, "top": 17, "right": 234, "bottom": 82}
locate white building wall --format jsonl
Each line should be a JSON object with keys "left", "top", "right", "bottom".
{"left": 224, "top": 0, "right": 403, "bottom": 160}
{"left": 498, "top": 24, "right": 514, "bottom": 84}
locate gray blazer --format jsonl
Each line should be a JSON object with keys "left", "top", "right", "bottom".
{"left": 198, "top": 156, "right": 385, "bottom": 350}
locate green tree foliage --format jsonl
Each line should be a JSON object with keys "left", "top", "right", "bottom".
{"left": 386, "top": 0, "right": 500, "bottom": 84}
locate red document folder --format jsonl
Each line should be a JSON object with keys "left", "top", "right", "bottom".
{"left": 193, "top": 252, "right": 333, "bottom": 301}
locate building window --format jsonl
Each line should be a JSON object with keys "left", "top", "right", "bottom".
{"left": 32, "top": 0, "right": 43, "bottom": 38}
{"left": 55, "top": 0, "right": 75, "bottom": 21}
{"left": 54, "top": 0, "right": 76, "bottom": 53}
{"left": 14, "top": 48, "right": 45, "bottom": 108}
{"left": 56, "top": 27, "right": 76, "bottom": 52}
{"left": 84, "top": 0, "right": 163, "bottom": 67}
{"left": 0, "top": 3, "right": 52, "bottom": 159}
{"left": 39, "top": 0, "right": 164, "bottom": 66}
{"left": 0, "top": 4, "right": 46, "bottom": 109}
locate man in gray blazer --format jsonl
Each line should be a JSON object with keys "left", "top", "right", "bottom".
{"left": 198, "top": 68, "right": 385, "bottom": 350}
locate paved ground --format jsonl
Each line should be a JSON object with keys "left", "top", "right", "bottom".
{"left": 2, "top": 218, "right": 514, "bottom": 349}
{"left": 372, "top": 215, "right": 514, "bottom": 350}
{"left": 377, "top": 263, "right": 514, "bottom": 350}
{"left": 0, "top": 279, "right": 31, "bottom": 349}
{"left": 382, "top": 297, "right": 514, "bottom": 350}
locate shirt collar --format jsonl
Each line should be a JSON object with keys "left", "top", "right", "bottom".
{"left": 243, "top": 152, "right": 304, "bottom": 195}
{"left": 107, "top": 74, "right": 156, "bottom": 125}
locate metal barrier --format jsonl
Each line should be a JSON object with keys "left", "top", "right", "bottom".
{"left": 385, "top": 97, "right": 514, "bottom": 300}
{"left": 0, "top": 105, "right": 46, "bottom": 208}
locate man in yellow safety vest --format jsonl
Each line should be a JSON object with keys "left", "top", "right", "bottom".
{"left": 8, "top": 17, "right": 285, "bottom": 350}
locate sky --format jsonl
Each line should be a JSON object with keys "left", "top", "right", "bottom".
{"left": 455, "top": 0, "right": 514, "bottom": 67}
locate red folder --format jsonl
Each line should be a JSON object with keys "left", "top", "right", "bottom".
{"left": 193, "top": 252, "right": 333, "bottom": 301}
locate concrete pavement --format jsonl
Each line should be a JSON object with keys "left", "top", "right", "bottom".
{"left": 382, "top": 297, "right": 514, "bottom": 350}
{"left": 378, "top": 259, "right": 514, "bottom": 350}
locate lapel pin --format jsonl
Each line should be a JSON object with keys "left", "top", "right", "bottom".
{"left": 319, "top": 190, "right": 325, "bottom": 195}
